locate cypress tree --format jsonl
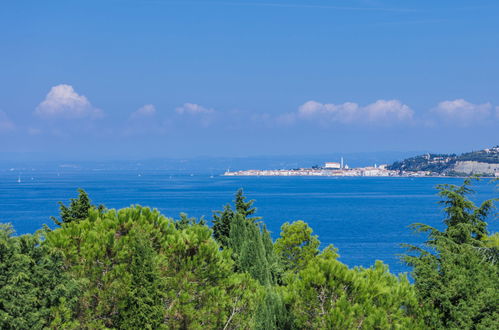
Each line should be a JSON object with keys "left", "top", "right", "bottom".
{"left": 217, "top": 191, "right": 290, "bottom": 328}
{"left": 212, "top": 204, "right": 234, "bottom": 248}
{"left": 213, "top": 189, "right": 262, "bottom": 248}
{"left": 254, "top": 287, "right": 291, "bottom": 330}
{"left": 228, "top": 213, "right": 271, "bottom": 285}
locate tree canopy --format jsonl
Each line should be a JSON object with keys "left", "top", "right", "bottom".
{"left": 0, "top": 224, "right": 79, "bottom": 330}
{"left": 404, "top": 179, "right": 498, "bottom": 329}
{"left": 50, "top": 188, "right": 105, "bottom": 225}
{"left": 0, "top": 183, "right": 497, "bottom": 329}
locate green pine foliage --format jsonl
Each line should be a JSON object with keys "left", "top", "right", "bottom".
{"left": 0, "top": 181, "right": 497, "bottom": 328}
{"left": 50, "top": 188, "right": 105, "bottom": 225}
{"left": 254, "top": 287, "right": 292, "bottom": 330}
{"left": 274, "top": 220, "right": 321, "bottom": 273}
{"left": 44, "top": 206, "right": 261, "bottom": 329}
{"left": 404, "top": 179, "right": 499, "bottom": 329}
{"left": 213, "top": 189, "right": 279, "bottom": 286}
{"left": 284, "top": 256, "right": 424, "bottom": 329}
{"left": 0, "top": 224, "right": 79, "bottom": 330}
{"left": 214, "top": 190, "right": 290, "bottom": 327}
{"left": 228, "top": 213, "right": 273, "bottom": 285}
{"left": 279, "top": 224, "right": 424, "bottom": 329}
{"left": 212, "top": 204, "right": 235, "bottom": 248}
{"left": 212, "top": 188, "right": 261, "bottom": 249}
{"left": 480, "top": 232, "right": 499, "bottom": 264}
{"left": 234, "top": 188, "right": 261, "bottom": 222}
{"left": 174, "top": 212, "right": 206, "bottom": 230}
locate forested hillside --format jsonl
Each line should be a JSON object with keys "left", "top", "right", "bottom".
{"left": 388, "top": 146, "right": 499, "bottom": 174}
{"left": 1, "top": 182, "right": 497, "bottom": 329}
{"left": 459, "top": 147, "right": 499, "bottom": 163}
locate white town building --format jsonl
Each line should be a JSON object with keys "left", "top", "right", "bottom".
{"left": 324, "top": 162, "right": 341, "bottom": 169}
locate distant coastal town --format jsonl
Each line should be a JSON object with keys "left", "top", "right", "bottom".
{"left": 224, "top": 147, "right": 499, "bottom": 177}
{"left": 224, "top": 159, "right": 431, "bottom": 177}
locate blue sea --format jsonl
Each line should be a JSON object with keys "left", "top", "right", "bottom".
{"left": 1, "top": 170, "right": 497, "bottom": 274}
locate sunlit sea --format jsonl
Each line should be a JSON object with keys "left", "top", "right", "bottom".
{"left": 1, "top": 170, "right": 497, "bottom": 274}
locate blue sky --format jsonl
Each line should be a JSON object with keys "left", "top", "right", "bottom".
{"left": 0, "top": 0, "right": 498, "bottom": 159}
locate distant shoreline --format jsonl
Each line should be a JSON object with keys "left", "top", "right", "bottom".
{"left": 223, "top": 174, "right": 475, "bottom": 179}
{"left": 223, "top": 168, "right": 496, "bottom": 179}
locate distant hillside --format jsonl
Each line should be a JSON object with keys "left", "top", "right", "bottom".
{"left": 458, "top": 148, "right": 499, "bottom": 163}
{"left": 388, "top": 146, "right": 499, "bottom": 176}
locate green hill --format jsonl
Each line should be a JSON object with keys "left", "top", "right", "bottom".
{"left": 387, "top": 146, "right": 499, "bottom": 175}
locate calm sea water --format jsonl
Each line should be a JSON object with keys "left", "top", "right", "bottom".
{"left": 1, "top": 170, "right": 497, "bottom": 274}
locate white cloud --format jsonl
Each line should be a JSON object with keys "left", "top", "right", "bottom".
{"left": 175, "top": 103, "right": 215, "bottom": 115}
{"left": 0, "top": 111, "right": 15, "bottom": 132}
{"left": 35, "top": 84, "right": 103, "bottom": 119}
{"left": 363, "top": 100, "right": 413, "bottom": 122}
{"left": 297, "top": 99, "right": 413, "bottom": 124}
{"left": 298, "top": 100, "right": 359, "bottom": 123}
{"left": 130, "top": 104, "right": 156, "bottom": 119}
{"left": 124, "top": 104, "right": 168, "bottom": 136}
{"left": 175, "top": 103, "right": 216, "bottom": 127}
{"left": 433, "top": 99, "right": 491, "bottom": 123}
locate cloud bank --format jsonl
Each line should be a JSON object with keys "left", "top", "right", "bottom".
{"left": 24, "top": 84, "right": 499, "bottom": 139}
{"left": 281, "top": 99, "right": 414, "bottom": 126}
{"left": 175, "top": 103, "right": 216, "bottom": 127}
{"left": 130, "top": 104, "right": 156, "bottom": 119}
{"left": 175, "top": 103, "right": 215, "bottom": 115}
{"left": 432, "top": 99, "right": 491, "bottom": 124}
{"left": 35, "top": 84, "right": 103, "bottom": 119}
{"left": 298, "top": 99, "right": 413, "bottom": 124}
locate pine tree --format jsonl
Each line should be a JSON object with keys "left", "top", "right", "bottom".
{"left": 234, "top": 188, "right": 260, "bottom": 222}
{"left": 404, "top": 179, "right": 499, "bottom": 328}
{"left": 274, "top": 220, "right": 321, "bottom": 273}
{"left": 0, "top": 224, "right": 79, "bottom": 329}
{"left": 480, "top": 232, "right": 499, "bottom": 263}
{"left": 284, "top": 252, "right": 424, "bottom": 329}
{"left": 45, "top": 206, "right": 261, "bottom": 328}
{"left": 51, "top": 188, "right": 105, "bottom": 225}
{"left": 437, "top": 178, "right": 493, "bottom": 244}
{"left": 174, "top": 212, "right": 206, "bottom": 230}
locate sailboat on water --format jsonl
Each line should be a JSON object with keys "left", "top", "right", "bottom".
{"left": 17, "top": 176, "right": 21, "bottom": 183}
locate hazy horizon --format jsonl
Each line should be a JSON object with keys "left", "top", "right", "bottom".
{"left": 0, "top": 148, "right": 490, "bottom": 174}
